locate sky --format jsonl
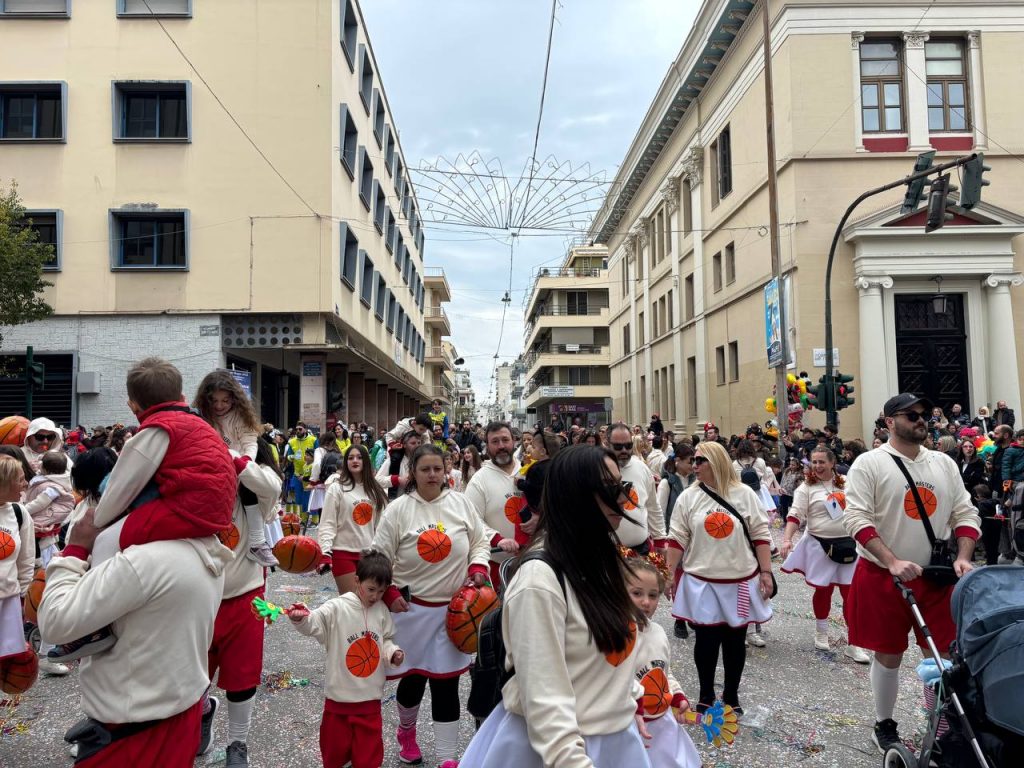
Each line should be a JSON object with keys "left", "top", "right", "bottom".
{"left": 360, "top": 0, "right": 703, "bottom": 402}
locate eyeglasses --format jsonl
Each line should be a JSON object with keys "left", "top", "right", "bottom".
{"left": 896, "top": 411, "right": 926, "bottom": 422}
{"left": 33, "top": 433, "right": 56, "bottom": 443}
{"left": 610, "top": 442, "right": 632, "bottom": 451}
{"left": 694, "top": 456, "right": 709, "bottom": 466}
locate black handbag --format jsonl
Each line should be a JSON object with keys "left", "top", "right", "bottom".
{"left": 697, "top": 483, "right": 778, "bottom": 598}
{"left": 811, "top": 534, "right": 858, "bottom": 564}
{"left": 888, "top": 454, "right": 959, "bottom": 586}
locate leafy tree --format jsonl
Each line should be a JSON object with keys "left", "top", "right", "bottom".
{"left": 0, "top": 181, "right": 54, "bottom": 350}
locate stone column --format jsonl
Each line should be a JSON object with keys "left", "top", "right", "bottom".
{"left": 683, "top": 146, "right": 709, "bottom": 424}
{"left": 387, "top": 389, "right": 399, "bottom": 426}
{"left": 347, "top": 372, "right": 365, "bottom": 424}
{"left": 967, "top": 31, "right": 987, "bottom": 150}
{"left": 985, "top": 273, "right": 1024, "bottom": 415}
{"left": 903, "top": 32, "right": 931, "bottom": 151}
{"left": 364, "top": 379, "right": 378, "bottom": 429}
{"left": 851, "top": 32, "right": 866, "bottom": 151}
{"left": 377, "top": 383, "right": 389, "bottom": 432}
{"left": 855, "top": 276, "right": 893, "bottom": 440}
{"left": 662, "top": 175, "right": 685, "bottom": 430}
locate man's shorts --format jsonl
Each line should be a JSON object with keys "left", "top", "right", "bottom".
{"left": 332, "top": 549, "right": 361, "bottom": 576}
{"left": 208, "top": 585, "right": 266, "bottom": 692}
{"left": 845, "top": 559, "right": 956, "bottom": 655}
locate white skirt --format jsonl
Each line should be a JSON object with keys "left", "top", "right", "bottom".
{"left": 308, "top": 486, "right": 326, "bottom": 511}
{"left": 757, "top": 487, "right": 777, "bottom": 512}
{"left": 645, "top": 713, "right": 702, "bottom": 768}
{"left": 461, "top": 701, "right": 652, "bottom": 768}
{"left": 780, "top": 533, "right": 857, "bottom": 588}
{"left": 265, "top": 517, "right": 284, "bottom": 548}
{"left": 388, "top": 602, "right": 471, "bottom": 680}
{"left": 0, "top": 594, "right": 25, "bottom": 658}
{"left": 672, "top": 572, "right": 773, "bottom": 627}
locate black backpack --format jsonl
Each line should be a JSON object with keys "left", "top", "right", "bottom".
{"left": 739, "top": 460, "right": 761, "bottom": 493}
{"left": 466, "top": 550, "right": 565, "bottom": 721}
{"left": 320, "top": 450, "right": 342, "bottom": 479}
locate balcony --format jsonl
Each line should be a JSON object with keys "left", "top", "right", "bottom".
{"left": 524, "top": 382, "right": 612, "bottom": 408}
{"left": 424, "top": 305, "right": 451, "bottom": 335}
{"left": 525, "top": 267, "right": 606, "bottom": 319}
{"left": 426, "top": 385, "right": 452, "bottom": 404}
{"left": 523, "top": 343, "right": 610, "bottom": 381}
{"left": 523, "top": 306, "right": 609, "bottom": 350}
{"left": 425, "top": 345, "right": 454, "bottom": 368}
{"left": 424, "top": 266, "right": 451, "bottom": 302}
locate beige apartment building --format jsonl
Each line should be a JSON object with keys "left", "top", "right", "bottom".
{"left": 0, "top": 0, "right": 451, "bottom": 431}
{"left": 522, "top": 244, "right": 613, "bottom": 427}
{"left": 595, "top": 0, "right": 1024, "bottom": 440}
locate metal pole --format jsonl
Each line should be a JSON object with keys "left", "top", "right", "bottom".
{"left": 761, "top": 0, "right": 790, "bottom": 456}
{"left": 823, "top": 154, "right": 977, "bottom": 426}
{"left": 25, "top": 345, "right": 33, "bottom": 419}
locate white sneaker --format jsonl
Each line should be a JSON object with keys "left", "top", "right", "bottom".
{"left": 67, "top": 743, "right": 79, "bottom": 758}
{"left": 39, "top": 657, "right": 71, "bottom": 676}
{"left": 814, "top": 630, "right": 831, "bottom": 651}
{"left": 844, "top": 644, "right": 871, "bottom": 664}
{"left": 246, "top": 544, "right": 279, "bottom": 568}
{"left": 748, "top": 631, "right": 766, "bottom": 647}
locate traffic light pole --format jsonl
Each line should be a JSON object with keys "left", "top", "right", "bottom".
{"left": 823, "top": 153, "right": 978, "bottom": 426}
{"left": 25, "top": 345, "right": 34, "bottom": 419}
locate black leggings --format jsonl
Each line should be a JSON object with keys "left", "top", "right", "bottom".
{"left": 693, "top": 625, "right": 747, "bottom": 706}
{"left": 980, "top": 517, "right": 1003, "bottom": 566}
{"left": 395, "top": 674, "right": 461, "bottom": 722}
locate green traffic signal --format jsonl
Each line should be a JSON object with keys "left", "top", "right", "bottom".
{"left": 959, "top": 152, "right": 991, "bottom": 209}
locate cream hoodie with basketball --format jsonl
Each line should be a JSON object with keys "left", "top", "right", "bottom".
{"left": 222, "top": 461, "right": 282, "bottom": 599}
{"left": 319, "top": 481, "right": 381, "bottom": 555}
{"left": 668, "top": 483, "right": 770, "bottom": 581}
{"left": 371, "top": 488, "right": 489, "bottom": 603}
{"left": 634, "top": 622, "right": 686, "bottom": 720}
{"left": 788, "top": 480, "right": 850, "bottom": 538}
{"left": 0, "top": 502, "right": 35, "bottom": 600}
{"left": 294, "top": 591, "right": 399, "bottom": 703}
{"left": 501, "top": 558, "right": 644, "bottom": 768}
{"left": 214, "top": 408, "right": 259, "bottom": 460}
{"left": 463, "top": 458, "right": 523, "bottom": 561}
{"left": 843, "top": 442, "right": 980, "bottom": 567}
{"left": 618, "top": 455, "right": 665, "bottom": 549}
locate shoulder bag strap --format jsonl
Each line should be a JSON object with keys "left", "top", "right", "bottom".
{"left": 12, "top": 503, "right": 23, "bottom": 530}
{"left": 887, "top": 452, "right": 938, "bottom": 545}
{"left": 697, "top": 483, "right": 757, "bottom": 557}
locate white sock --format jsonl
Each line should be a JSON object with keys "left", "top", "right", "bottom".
{"left": 433, "top": 720, "right": 460, "bottom": 762}
{"left": 227, "top": 694, "right": 255, "bottom": 744}
{"left": 815, "top": 619, "right": 829, "bottom": 633}
{"left": 870, "top": 659, "right": 900, "bottom": 722}
{"left": 245, "top": 505, "right": 266, "bottom": 548}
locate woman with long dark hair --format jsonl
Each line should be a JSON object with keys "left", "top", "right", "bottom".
{"left": 371, "top": 444, "right": 489, "bottom": 767}
{"left": 319, "top": 445, "right": 388, "bottom": 595}
{"left": 460, "top": 444, "right": 482, "bottom": 485}
{"left": 461, "top": 445, "right": 651, "bottom": 767}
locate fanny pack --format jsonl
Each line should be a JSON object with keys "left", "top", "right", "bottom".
{"left": 888, "top": 454, "right": 958, "bottom": 586}
{"left": 64, "top": 716, "right": 161, "bottom": 761}
{"left": 811, "top": 534, "right": 858, "bottom": 564}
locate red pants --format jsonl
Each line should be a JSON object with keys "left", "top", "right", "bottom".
{"left": 76, "top": 700, "right": 201, "bottom": 767}
{"left": 208, "top": 585, "right": 266, "bottom": 692}
{"left": 812, "top": 584, "right": 850, "bottom": 620}
{"left": 320, "top": 699, "right": 383, "bottom": 768}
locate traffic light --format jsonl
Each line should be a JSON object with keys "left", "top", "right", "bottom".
{"left": 959, "top": 152, "right": 991, "bottom": 209}
{"left": 925, "top": 174, "right": 956, "bottom": 233}
{"left": 901, "top": 150, "right": 936, "bottom": 214}
{"left": 833, "top": 372, "right": 855, "bottom": 410}
{"left": 805, "top": 375, "right": 831, "bottom": 413}
{"left": 27, "top": 361, "right": 45, "bottom": 392}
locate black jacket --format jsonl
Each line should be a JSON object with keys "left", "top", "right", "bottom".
{"left": 994, "top": 408, "right": 1016, "bottom": 428}
{"left": 959, "top": 458, "right": 987, "bottom": 493}
{"left": 455, "top": 430, "right": 483, "bottom": 452}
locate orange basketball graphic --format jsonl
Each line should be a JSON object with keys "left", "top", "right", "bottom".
{"left": 0, "top": 415, "right": 28, "bottom": 446}
{"left": 352, "top": 502, "right": 374, "bottom": 526}
{"left": 23, "top": 568, "right": 46, "bottom": 625}
{"left": 417, "top": 529, "right": 452, "bottom": 563}
{"left": 604, "top": 621, "right": 637, "bottom": 667}
{"left": 345, "top": 634, "right": 380, "bottom": 678}
{"left": 272, "top": 535, "right": 322, "bottom": 573}
{"left": 826, "top": 491, "right": 847, "bottom": 510}
{"left": 0, "top": 531, "right": 16, "bottom": 560}
{"left": 623, "top": 487, "right": 640, "bottom": 511}
{"left": 904, "top": 486, "right": 938, "bottom": 520}
{"left": 446, "top": 584, "right": 500, "bottom": 653}
{"left": 217, "top": 524, "right": 240, "bottom": 550}
{"left": 0, "top": 645, "right": 38, "bottom": 694}
{"left": 641, "top": 667, "right": 672, "bottom": 716}
{"left": 504, "top": 496, "right": 527, "bottom": 525}
{"left": 280, "top": 512, "right": 302, "bottom": 536}
{"left": 703, "top": 511, "right": 735, "bottom": 539}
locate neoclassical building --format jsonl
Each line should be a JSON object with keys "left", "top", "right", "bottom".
{"left": 593, "top": 0, "right": 1024, "bottom": 440}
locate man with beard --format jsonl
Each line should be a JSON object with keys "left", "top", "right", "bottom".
{"left": 843, "top": 393, "right": 979, "bottom": 755}
{"left": 463, "top": 422, "right": 523, "bottom": 587}
{"left": 990, "top": 424, "right": 1013, "bottom": 495}
{"left": 607, "top": 423, "right": 664, "bottom": 556}
{"left": 454, "top": 420, "right": 483, "bottom": 452}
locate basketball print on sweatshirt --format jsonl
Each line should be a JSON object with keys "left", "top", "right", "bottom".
{"left": 703, "top": 510, "right": 735, "bottom": 539}
{"left": 623, "top": 486, "right": 640, "bottom": 512}
{"left": 503, "top": 495, "right": 527, "bottom": 525}
{"left": 217, "top": 523, "right": 240, "bottom": 550}
{"left": 416, "top": 522, "right": 452, "bottom": 563}
{"left": 604, "top": 621, "right": 637, "bottom": 667}
{"left": 638, "top": 664, "right": 672, "bottom": 717}
{"left": 0, "top": 529, "right": 16, "bottom": 560}
{"left": 345, "top": 631, "right": 381, "bottom": 678}
{"left": 352, "top": 501, "right": 374, "bottom": 526}
{"left": 903, "top": 483, "right": 938, "bottom": 519}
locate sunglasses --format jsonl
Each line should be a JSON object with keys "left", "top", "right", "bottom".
{"left": 33, "top": 433, "right": 56, "bottom": 443}
{"left": 602, "top": 479, "right": 634, "bottom": 503}
{"left": 896, "top": 411, "right": 926, "bottom": 422}
{"left": 610, "top": 442, "right": 632, "bottom": 451}
{"left": 694, "top": 456, "right": 709, "bottom": 466}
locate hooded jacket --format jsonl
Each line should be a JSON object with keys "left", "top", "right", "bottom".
{"left": 24, "top": 473, "right": 75, "bottom": 541}
{"left": 23, "top": 417, "right": 67, "bottom": 472}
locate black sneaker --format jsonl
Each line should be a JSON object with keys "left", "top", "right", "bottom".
{"left": 226, "top": 741, "right": 249, "bottom": 766}
{"left": 673, "top": 620, "right": 689, "bottom": 639}
{"left": 48, "top": 627, "right": 116, "bottom": 662}
{"left": 872, "top": 718, "right": 901, "bottom": 754}
{"left": 694, "top": 700, "right": 714, "bottom": 715}
{"left": 196, "top": 696, "right": 219, "bottom": 756}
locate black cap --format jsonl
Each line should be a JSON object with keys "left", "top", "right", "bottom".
{"left": 883, "top": 392, "right": 933, "bottom": 417}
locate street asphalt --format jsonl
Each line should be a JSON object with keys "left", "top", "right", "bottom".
{"left": 3, "top": 549, "right": 937, "bottom": 768}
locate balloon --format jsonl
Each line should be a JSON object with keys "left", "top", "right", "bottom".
{"left": 798, "top": 379, "right": 807, "bottom": 393}
{"left": 800, "top": 393, "right": 810, "bottom": 410}
{"left": 786, "top": 373, "right": 797, "bottom": 385}
{"left": 765, "top": 397, "right": 777, "bottom": 414}
{"left": 979, "top": 444, "right": 996, "bottom": 458}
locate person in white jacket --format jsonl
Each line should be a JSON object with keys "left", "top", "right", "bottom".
{"left": 608, "top": 424, "right": 665, "bottom": 555}
{"left": 375, "top": 430, "right": 421, "bottom": 500}
{"left": 22, "top": 417, "right": 70, "bottom": 473}
{"left": 0, "top": 456, "right": 34, "bottom": 665}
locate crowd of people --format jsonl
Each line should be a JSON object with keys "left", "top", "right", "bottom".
{"left": 0, "top": 370, "right": 1009, "bottom": 767}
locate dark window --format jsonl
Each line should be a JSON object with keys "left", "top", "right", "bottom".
{"left": 394, "top": 232, "right": 404, "bottom": 269}
{"left": 339, "top": 0, "right": 357, "bottom": 70}
{"left": 339, "top": 104, "right": 357, "bottom": 178}
{"left": 623, "top": 323, "right": 631, "bottom": 355}
{"left": 359, "top": 250, "right": 374, "bottom": 307}
{"left": 384, "top": 125, "right": 395, "bottom": 177}
{"left": 0, "top": 1, "right": 69, "bottom": 16}
{"left": 0, "top": 85, "right": 62, "bottom": 140}
{"left": 728, "top": 341, "right": 739, "bottom": 382}
{"left": 568, "top": 367, "right": 591, "bottom": 386}
{"left": 408, "top": 266, "right": 417, "bottom": 297}
{"left": 716, "top": 125, "right": 732, "bottom": 200}
{"left": 724, "top": 242, "right": 735, "bottom": 285}
{"left": 402, "top": 247, "right": 411, "bottom": 284}
{"left": 373, "top": 180, "right": 386, "bottom": 233}
{"left": 712, "top": 251, "right": 722, "bottom": 292}
{"left": 116, "top": 83, "right": 188, "bottom": 140}
{"left": 114, "top": 212, "right": 187, "bottom": 268}
{"left": 396, "top": 307, "right": 405, "bottom": 342}
{"left": 340, "top": 222, "right": 358, "bottom": 289}
{"left": 926, "top": 39, "right": 969, "bottom": 132}
{"left": 385, "top": 207, "right": 395, "bottom": 253}
{"left": 372, "top": 89, "right": 385, "bottom": 147}
{"left": 375, "top": 274, "right": 386, "bottom": 319}
{"left": 119, "top": 0, "right": 190, "bottom": 16}
{"left": 684, "top": 274, "right": 694, "bottom": 320}
{"left": 358, "top": 44, "right": 373, "bottom": 114}
{"left": 22, "top": 211, "right": 59, "bottom": 269}
{"left": 566, "top": 291, "right": 588, "bottom": 315}
{"left": 394, "top": 157, "right": 404, "bottom": 197}
{"left": 860, "top": 39, "right": 904, "bottom": 133}
{"left": 716, "top": 345, "right": 726, "bottom": 385}
{"left": 386, "top": 291, "right": 396, "bottom": 332}
{"left": 358, "top": 146, "right": 373, "bottom": 211}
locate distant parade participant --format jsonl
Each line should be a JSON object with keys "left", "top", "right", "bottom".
{"left": 376, "top": 430, "right": 421, "bottom": 500}
{"left": 371, "top": 444, "right": 489, "bottom": 767}
{"left": 22, "top": 417, "right": 69, "bottom": 473}
{"left": 385, "top": 413, "right": 434, "bottom": 445}
{"left": 428, "top": 399, "right": 450, "bottom": 440}
{"left": 285, "top": 422, "right": 318, "bottom": 519}
{"left": 0, "top": 456, "right": 34, "bottom": 665}
{"left": 607, "top": 423, "right": 665, "bottom": 555}
{"left": 464, "top": 422, "right": 524, "bottom": 587}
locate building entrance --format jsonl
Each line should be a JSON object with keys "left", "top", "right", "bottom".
{"left": 894, "top": 293, "right": 970, "bottom": 414}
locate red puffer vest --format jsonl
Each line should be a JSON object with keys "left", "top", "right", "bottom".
{"left": 119, "top": 401, "right": 237, "bottom": 551}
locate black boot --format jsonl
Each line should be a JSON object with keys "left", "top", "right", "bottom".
{"left": 674, "top": 619, "right": 689, "bottom": 639}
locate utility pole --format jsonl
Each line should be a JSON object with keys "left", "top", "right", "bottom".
{"left": 761, "top": 0, "right": 790, "bottom": 452}
{"left": 25, "top": 345, "right": 34, "bottom": 419}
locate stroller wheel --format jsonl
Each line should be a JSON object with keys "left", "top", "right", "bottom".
{"left": 883, "top": 744, "right": 918, "bottom": 768}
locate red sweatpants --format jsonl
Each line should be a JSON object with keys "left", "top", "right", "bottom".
{"left": 76, "top": 700, "right": 201, "bottom": 768}
{"left": 321, "top": 699, "right": 383, "bottom": 768}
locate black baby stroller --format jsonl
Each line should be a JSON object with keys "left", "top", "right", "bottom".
{"left": 883, "top": 567, "right": 1024, "bottom": 768}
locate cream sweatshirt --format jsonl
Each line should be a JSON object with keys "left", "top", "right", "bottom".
{"left": 668, "top": 483, "right": 769, "bottom": 581}
{"left": 94, "top": 429, "right": 169, "bottom": 528}
{"left": 634, "top": 622, "right": 685, "bottom": 720}
{"left": 463, "top": 459, "right": 523, "bottom": 560}
{"left": 618, "top": 456, "right": 665, "bottom": 548}
{"left": 843, "top": 443, "right": 980, "bottom": 567}
{"left": 214, "top": 409, "right": 259, "bottom": 460}
{"left": 371, "top": 489, "right": 489, "bottom": 603}
{"left": 295, "top": 592, "right": 399, "bottom": 703}
{"left": 222, "top": 462, "right": 282, "bottom": 599}
{"left": 319, "top": 481, "right": 381, "bottom": 555}
{"left": 375, "top": 454, "right": 412, "bottom": 496}
{"left": 0, "top": 502, "right": 35, "bottom": 600}
{"left": 788, "top": 480, "right": 850, "bottom": 538}
{"left": 39, "top": 537, "right": 230, "bottom": 724}
{"left": 501, "top": 559, "right": 644, "bottom": 768}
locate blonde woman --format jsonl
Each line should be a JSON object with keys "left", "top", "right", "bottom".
{"left": 665, "top": 441, "right": 774, "bottom": 716}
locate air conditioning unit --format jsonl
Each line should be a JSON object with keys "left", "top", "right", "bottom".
{"left": 77, "top": 372, "right": 101, "bottom": 394}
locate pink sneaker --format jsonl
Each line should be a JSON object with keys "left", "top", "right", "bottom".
{"left": 396, "top": 726, "right": 423, "bottom": 765}
{"left": 439, "top": 762, "right": 460, "bottom": 768}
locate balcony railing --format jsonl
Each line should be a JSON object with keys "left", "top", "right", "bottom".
{"left": 424, "top": 267, "right": 446, "bottom": 278}
{"left": 426, "top": 346, "right": 454, "bottom": 367}
{"left": 523, "top": 344, "right": 605, "bottom": 371}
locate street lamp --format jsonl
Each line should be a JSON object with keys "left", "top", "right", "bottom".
{"left": 930, "top": 276, "right": 948, "bottom": 315}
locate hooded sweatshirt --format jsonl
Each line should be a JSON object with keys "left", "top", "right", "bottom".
{"left": 23, "top": 417, "right": 67, "bottom": 473}
{"left": 24, "top": 473, "right": 75, "bottom": 547}
{"left": 0, "top": 501, "right": 35, "bottom": 600}
{"left": 463, "top": 458, "right": 524, "bottom": 561}
{"left": 221, "top": 462, "right": 283, "bottom": 599}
